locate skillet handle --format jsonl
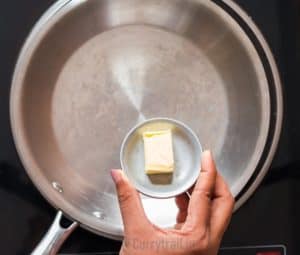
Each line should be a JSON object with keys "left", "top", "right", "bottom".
{"left": 31, "top": 211, "right": 78, "bottom": 255}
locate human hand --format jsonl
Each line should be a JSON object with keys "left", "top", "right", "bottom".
{"left": 111, "top": 150, "right": 234, "bottom": 255}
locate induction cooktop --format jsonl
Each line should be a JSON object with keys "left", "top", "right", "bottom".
{"left": 0, "top": 0, "right": 299, "bottom": 254}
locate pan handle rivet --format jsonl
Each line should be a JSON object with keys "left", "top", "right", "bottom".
{"left": 93, "top": 211, "right": 105, "bottom": 220}
{"left": 52, "top": 182, "right": 63, "bottom": 193}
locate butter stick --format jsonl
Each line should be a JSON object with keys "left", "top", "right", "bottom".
{"left": 143, "top": 129, "right": 174, "bottom": 174}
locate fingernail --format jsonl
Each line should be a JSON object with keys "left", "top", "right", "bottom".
{"left": 111, "top": 169, "right": 122, "bottom": 184}
{"left": 202, "top": 150, "right": 212, "bottom": 159}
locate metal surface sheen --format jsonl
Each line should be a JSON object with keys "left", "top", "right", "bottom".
{"left": 10, "top": 0, "right": 282, "bottom": 243}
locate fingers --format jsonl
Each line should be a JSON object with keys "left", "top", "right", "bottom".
{"left": 180, "top": 150, "right": 234, "bottom": 242}
{"left": 175, "top": 193, "right": 189, "bottom": 223}
{"left": 184, "top": 150, "right": 217, "bottom": 229}
{"left": 210, "top": 172, "right": 235, "bottom": 240}
{"left": 111, "top": 169, "right": 149, "bottom": 235}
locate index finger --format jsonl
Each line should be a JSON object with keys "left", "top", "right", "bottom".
{"left": 183, "top": 150, "right": 217, "bottom": 230}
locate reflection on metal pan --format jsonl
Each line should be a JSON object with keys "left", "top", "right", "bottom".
{"left": 10, "top": 0, "right": 282, "bottom": 253}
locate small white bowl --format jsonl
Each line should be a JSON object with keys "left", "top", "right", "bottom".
{"left": 120, "top": 118, "right": 202, "bottom": 198}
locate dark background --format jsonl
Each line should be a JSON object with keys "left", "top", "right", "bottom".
{"left": 0, "top": 0, "right": 299, "bottom": 254}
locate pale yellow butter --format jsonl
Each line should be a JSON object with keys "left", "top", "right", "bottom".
{"left": 143, "top": 129, "right": 174, "bottom": 174}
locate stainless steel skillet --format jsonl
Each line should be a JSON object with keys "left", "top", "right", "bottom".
{"left": 10, "top": 0, "right": 283, "bottom": 254}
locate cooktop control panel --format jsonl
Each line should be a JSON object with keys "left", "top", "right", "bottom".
{"left": 59, "top": 245, "right": 286, "bottom": 255}
{"left": 220, "top": 245, "right": 286, "bottom": 255}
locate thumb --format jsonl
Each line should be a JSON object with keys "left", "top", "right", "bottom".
{"left": 111, "top": 169, "right": 149, "bottom": 235}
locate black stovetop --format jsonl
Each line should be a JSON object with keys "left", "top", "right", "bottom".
{"left": 1, "top": 0, "right": 299, "bottom": 254}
